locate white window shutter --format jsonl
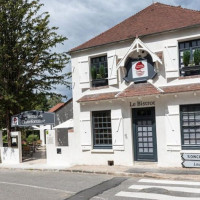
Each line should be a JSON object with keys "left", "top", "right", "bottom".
{"left": 165, "top": 105, "right": 181, "bottom": 151}
{"left": 80, "top": 111, "right": 91, "bottom": 150}
{"left": 164, "top": 45, "right": 179, "bottom": 78}
{"left": 78, "top": 56, "right": 90, "bottom": 89}
{"left": 111, "top": 109, "right": 124, "bottom": 151}
{"left": 108, "top": 50, "right": 118, "bottom": 85}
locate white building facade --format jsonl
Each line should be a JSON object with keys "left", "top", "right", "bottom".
{"left": 69, "top": 3, "right": 200, "bottom": 167}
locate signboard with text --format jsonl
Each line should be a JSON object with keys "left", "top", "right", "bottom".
{"left": 182, "top": 153, "right": 200, "bottom": 168}
{"left": 11, "top": 110, "right": 55, "bottom": 127}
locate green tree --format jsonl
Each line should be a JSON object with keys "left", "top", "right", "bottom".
{"left": 47, "top": 94, "right": 63, "bottom": 109}
{"left": 0, "top": 0, "right": 70, "bottom": 146}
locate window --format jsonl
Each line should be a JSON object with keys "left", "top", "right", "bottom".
{"left": 180, "top": 104, "right": 200, "bottom": 150}
{"left": 179, "top": 39, "right": 200, "bottom": 76}
{"left": 92, "top": 110, "right": 112, "bottom": 149}
{"left": 56, "top": 129, "right": 68, "bottom": 146}
{"left": 91, "top": 55, "right": 108, "bottom": 87}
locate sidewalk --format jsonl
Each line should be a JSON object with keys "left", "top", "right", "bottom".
{"left": 1, "top": 162, "right": 200, "bottom": 181}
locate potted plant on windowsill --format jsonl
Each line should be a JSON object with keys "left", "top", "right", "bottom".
{"left": 182, "top": 49, "right": 200, "bottom": 75}
{"left": 183, "top": 50, "right": 190, "bottom": 67}
{"left": 91, "top": 65, "right": 108, "bottom": 87}
{"left": 194, "top": 49, "right": 200, "bottom": 66}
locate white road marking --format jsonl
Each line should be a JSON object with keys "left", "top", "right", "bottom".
{"left": 0, "top": 181, "right": 75, "bottom": 194}
{"left": 139, "top": 179, "right": 200, "bottom": 186}
{"left": 116, "top": 191, "right": 200, "bottom": 200}
{"left": 129, "top": 184, "right": 200, "bottom": 193}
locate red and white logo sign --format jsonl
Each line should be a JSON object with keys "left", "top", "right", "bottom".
{"left": 12, "top": 117, "right": 18, "bottom": 126}
{"left": 132, "top": 60, "right": 148, "bottom": 78}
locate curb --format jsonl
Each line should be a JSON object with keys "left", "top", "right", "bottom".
{"left": 1, "top": 167, "right": 200, "bottom": 181}
{"left": 62, "top": 169, "right": 200, "bottom": 181}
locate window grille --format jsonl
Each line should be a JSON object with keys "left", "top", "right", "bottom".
{"left": 92, "top": 110, "right": 112, "bottom": 149}
{"left": 91, "top": 55, "right": 108, "bottom": 87}
{"left": 180, "top": 104, "right": 200, "bottom": 149}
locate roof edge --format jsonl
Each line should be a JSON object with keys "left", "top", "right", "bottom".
{"left": 69, "top": 24, "right": 200, "bottom": 55}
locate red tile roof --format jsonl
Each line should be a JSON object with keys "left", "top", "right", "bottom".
{"left": 77, "top": 83, "right": 200, "bottom": 103}
{"left": 117, "top": 83, "right": 161, "bottom": 98}
{"left": 48, "top": 103, "right": 65, "bottom": 112}
{"left": 161, "top": 83, "right": 200, "bottom": 94}
{"left": 77, "top": 92, "right": 118, "bottom": 103}
{"left": 70, "top": 3, "right": 200, "bottom": 53}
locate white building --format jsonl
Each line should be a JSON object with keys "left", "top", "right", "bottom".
{"left": 68, "top": 3, "right": 200, "bottom": 167}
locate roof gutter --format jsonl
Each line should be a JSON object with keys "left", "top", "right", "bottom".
{"left": 68, "top": 24, "right": 200, "bottom": 55}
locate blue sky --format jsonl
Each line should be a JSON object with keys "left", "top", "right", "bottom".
{"left": 40, "top": 0, "right": 200, "bottom": 99}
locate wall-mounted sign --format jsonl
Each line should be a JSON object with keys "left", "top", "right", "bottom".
{"left": 132, "top": 60, "right": 148, "bottom": 78}
{"left": 130, "top": 101, "right": 155, "bottom": 107}
{"left": 124, "top": 55, "right": 157, "bottom": 83}
{"left": 182, "top": 161, "right": 200, "bottom": 168}
{"left": 11, "top": 110, "right": 55, "bottom": 127}
{"left": 182, "top": 154, "right": 200, "bottom": 161}
{"left": 182, "top": 153, "right": 200, "bottom": 168}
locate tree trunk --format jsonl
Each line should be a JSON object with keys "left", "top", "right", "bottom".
{"left": 6, "top": 110, "right": 11, "bottom": 147}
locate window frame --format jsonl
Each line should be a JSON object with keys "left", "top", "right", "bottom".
{"left": 92, "top": 110, "right": 112, "bottom": 149}
{"left": 179, "top": 39, "right": 200, "bottom": 77}
{"left": 90, "top": 55, "right": 108, "bottom": 87}
{"left": 180, "top": 104, "right": 200, "bottom": 150}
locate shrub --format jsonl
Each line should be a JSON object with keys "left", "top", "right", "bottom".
{"left": 99, "top": 65, "right": 106, "bottom": 78}
{"left": 26, "top": 134, "right": 39, "bottom": 144}
{"left": 194, "top": 49, "right": 200, "bottom": 65}
{"left": 183, "top": 51, "right": 190, "bottom": 66}
{"left": 91, "top": 66, "right": 97, "bottom": 80}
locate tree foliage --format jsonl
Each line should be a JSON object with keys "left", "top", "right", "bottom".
{"left": 0, "top": 0, "right": 70, "bottom": 146}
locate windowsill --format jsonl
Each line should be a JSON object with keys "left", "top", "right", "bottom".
{"left": 91, "top": 149, "right": 114, "bottom": 154}
{"left": 91, "top": 79, "right": 108, "bottom": 88}
{"left": 179, "top": 75, "right": 200, "bottom": 80}
{"left": 90, "top": 85, "right": 109, "bottom": 90}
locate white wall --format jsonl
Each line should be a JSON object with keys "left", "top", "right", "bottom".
{"left": 1, "top": 132, "right": 22, "bottom": 164}
{"left": 46, "top": 129, "right": 78, "bottom": 166}
{"left": 39, "top": 125, "right": 51, "bottom": 146}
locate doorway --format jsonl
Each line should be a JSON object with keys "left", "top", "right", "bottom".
{"left": 132, "top": 107, "right": 157, "bottom": 162}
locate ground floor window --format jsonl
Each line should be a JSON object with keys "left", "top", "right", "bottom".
{"left": 92, "top": 110, "right": 112, "bottom": 149}
{"left": 180, "top": 104, "right": 200, "bottom": 149}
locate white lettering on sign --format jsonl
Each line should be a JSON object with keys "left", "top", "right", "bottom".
{"left": 26, "top": 114, "right": 43, "bottom": 119}
{"left": 132, "top": 60, "right": 148, "bottom": 78}
{"left": 22, "top": 119, "right": 45, "bottom": 125}
{"left": 130, "top": 101, "right": 155, "bottom": 107}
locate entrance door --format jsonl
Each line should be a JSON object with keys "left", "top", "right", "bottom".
{"left": 132, "top": 107, "right": 157, "bottom": 162}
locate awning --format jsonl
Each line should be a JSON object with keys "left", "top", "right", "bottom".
{"left": 32, "top": 126, "right": 40, "bottom": 130}
{"left": 54, "top": 119, "right": 74, "bottom": 129}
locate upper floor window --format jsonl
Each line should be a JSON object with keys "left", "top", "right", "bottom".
{"left": 179, "top": 39, "right": 200, "bottom": 76}
{"left": 91, "top": 55, "right": 108, "bottom": 87}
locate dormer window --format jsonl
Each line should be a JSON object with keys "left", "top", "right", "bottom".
{"left": 179, "top": 39, "right": 200, "bottom": 76}
{"left": 91, "top": 55, "right": 108, "bottom": 87}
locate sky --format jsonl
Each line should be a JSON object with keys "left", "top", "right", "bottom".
{"left": 39, "top": 0, "right": 200, "bottom": 99}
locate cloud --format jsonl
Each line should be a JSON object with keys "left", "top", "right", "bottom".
{"left": 40, "top": 0, "right": 200, "bottom": 51}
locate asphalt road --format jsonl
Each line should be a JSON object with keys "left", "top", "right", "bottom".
{"left": 0, "top": 169, "right": 200, "bottom": 200}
